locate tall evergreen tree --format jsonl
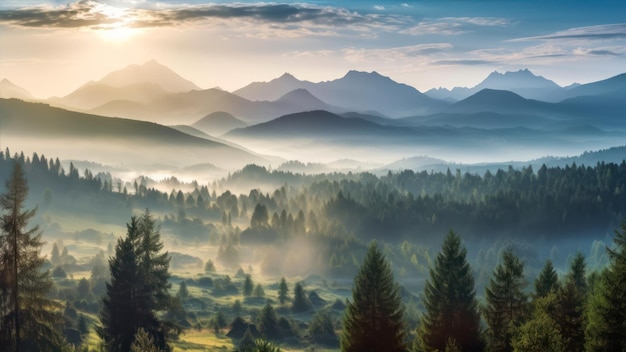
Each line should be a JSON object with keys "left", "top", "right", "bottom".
{"left": 418, "top": 231, "right": 483, "bottom": 352}
{"left": 341, "top": 242, "right": 405, "bottom": 352}
{"left": 278, "top": 277, "right": 289, "bottom": 304}
{"left": 0, "top": 162, "right": 64, "bottom": 351}
{"left": 291, "top": 282, "right": 311, "bottom": 313}
{"left": 585, "top": 219, "right": 626, "bottom": 352}
{"left": 555, "top": 252, "right": 587, "bottom": 352}
{"left": 243, "top": 274, "right": 254, "bottom": 297}
{"left": 99, "top": 213, "right": 178, "bottom": 352}
{"left": 98, "top": 231, "right": 147, "bottom": 352}
{"left": 484, "top": 249, "right": 528, "bottom": 352}
{"left": 534, "top": 260, "right": 559, "bottom": 298}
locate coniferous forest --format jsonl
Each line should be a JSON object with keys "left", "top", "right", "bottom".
{"left": 0, "top": 149, "right": 625, "bottom": 351}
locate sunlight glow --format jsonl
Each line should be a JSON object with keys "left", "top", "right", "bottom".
{"left": 96, "top": 25, "right": 139, "bottom": 42}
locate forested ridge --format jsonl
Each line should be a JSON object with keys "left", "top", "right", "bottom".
{"left": 0, "top": 148, "right": 625, "bottom": 351}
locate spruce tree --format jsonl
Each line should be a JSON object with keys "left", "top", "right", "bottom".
{"left": 555, "top": 252, "right": 587, "bottom": 352}
{"left": 243, "top": 274, "right": 254, "bottom": 297}
{"left": 419, "top": 231, "right": 483, "bottom": 352}
{"left": 278, "top": 277, "right": 289, "bottom": 304}
{"left": 585, "top": 219, "right": 626, "bottom": 352}
{"left": 484, "top": 249, "right": 528, "bottom": 352}
{"left": 534, "top": 259, "right": 559, "bottom": 298}
{"left": 291, "top": 282, "right": 311, "bottom": 313}
{"left": 0, "top": 162, "right": 64, "bottom": 351}
{"left": 98, "top": 233, "right": 146, "bottom": 352}
{"left": 341, "top": 242, "right": 405, "bottom": 352}
{"left": 257, "top": 302, "right": 280, "bottom": 340}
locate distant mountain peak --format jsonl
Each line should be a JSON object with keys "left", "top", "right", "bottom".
{"left": 277, "top": 72, "right": 297, "bottom": 80}
{"left": 0, "top": 78, "right": 33, "bottom": 100}
{"left": 94, "top": 60, "right": 201, "bottom": 93}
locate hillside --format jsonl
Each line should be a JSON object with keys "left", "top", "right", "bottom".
{"left": 0, "top": 99, "right": 265, "bottom": 169}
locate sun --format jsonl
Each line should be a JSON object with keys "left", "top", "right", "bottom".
{"left": 96, "top": 25, "right": 139, "bottom": 42}
{"left": 92, "top": 4, "right": 140, "bottom": 42}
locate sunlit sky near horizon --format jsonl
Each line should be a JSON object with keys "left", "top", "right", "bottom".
{"left": 1, "top": 0, "right": 625, "bottom": 99}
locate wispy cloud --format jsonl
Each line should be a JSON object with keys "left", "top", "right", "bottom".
{"left": 512, "top": 23, "right": 626, "bottom": 41}
{"left": 432, "top": 59, "right": 494, "bottom": 66}
{"left": 344, "top": 43, "right": 453, "bottom": 63}
{"left": 401, "top": 17, "right": 509, "bottom": 36}
{"left": 0, "top": 1, "right": 409, "bottom": 37}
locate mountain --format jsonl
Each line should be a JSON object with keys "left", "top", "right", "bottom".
{"left": 564, "top": 72, "right": 626, "bottom": 98}
{"left": 234, "top": 73, "right": 310, "bottom": 102}
{"left": 0, "top": 98, "right": 265, "bottom": 169}
{"left": 0, "top": 79, "right": 33, "bottom": 100}
{"left": 52, "top": 82, "right": 168, "bottom": 111}
{"left": 380, "top": 156, "right": 448, "bottom": 171}
{"left": 91, "top": 60, "right": 200, "bottom": 93}
{"left": 449, "top": 89, "right": 557, "bottom": 114}
{"left": 425, "top": 69, "right": 563, "bottom": 102}
{"left": 235, "top": 70, "right": 444, "bottom": 117}
{"left": 191, "top": 111, "right": 247, "bottom": 136}
{"left": 225, "top": 110, "right": 411, "bottom": 139}
{"left": 272, "top": 88, "right": 338, "bottom": 113}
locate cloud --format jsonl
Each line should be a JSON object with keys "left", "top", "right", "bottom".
{"left": 512, "top": 23, "right": 626, "bottom": 41}
{"left": 401, "top": 17, "right": 509, "bottom": 36}
{"left": 374, "top": 5, "right": 385, "bottom": 11}
{"left": 432, "top": 59, "right": 494, "bottom": 66}
{"left": 0, "top": 1, "right": 409, "bottom": 36}
{"left": 344, "top": 43, "right": 453, "bottom": 62}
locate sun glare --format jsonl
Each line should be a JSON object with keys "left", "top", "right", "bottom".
{"left": 92, "top": 4, "right": 139, "bottom": 42}
{"left": 96, "top": 25, "right": 139, "bottom": 42}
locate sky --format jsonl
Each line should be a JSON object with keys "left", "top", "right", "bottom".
{"left": 1, "top": 0, "right": 625, "bottom": 99}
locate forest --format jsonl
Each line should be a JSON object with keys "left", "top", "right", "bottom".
{"left": 0, "top": 149, "right": 625, "bottom": 351}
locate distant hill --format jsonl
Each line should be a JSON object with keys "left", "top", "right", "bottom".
{"left": 191, "top": 111, "right": 247, "bottom": 136}
{"left": 0, "top": 99, "right": 265, "bottom": 169}
{"left": 235, "top": 70, "right": 444, "bottom": 117}
{"left": 563, "top": 72, "right": 626, "bottom": 99}
{"left": 225, "top": 110, "right": 412, "bottom": 139}
{"left": 0, "top": 79, "right": 33, "bottom": 100}
{"left": 52, "top": 82, "right": 168, "bottom": 110}
{"left": 425, "top": 69, "right": 563, "bottom": 102}
{"left": 91, "top": 60, "right": 200, "bottom": 93}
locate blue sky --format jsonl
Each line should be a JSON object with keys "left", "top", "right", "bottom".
{"left": 1, "top": 0, "right": 625, "bottom": 98}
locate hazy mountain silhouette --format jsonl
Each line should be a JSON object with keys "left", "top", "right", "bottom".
{"left": 191, "top": 111, "right": 247, "bottom": 136}
{"left": 90, "top": 60, "right": 201, "bottom": 93}
{"left": 380, "top": 156, "right": 448, "bottom": 171}
{"left": 563, "top": 72, "right": 626, "bottom": 98}
{"left": 425, "top": 69, "right": 563, "bottom": 102}
{"left": 0, "top": 79, "right": 33, "bottom": 100}
{"left": 235, "top": 70, "right": 444, "bottom": 117}
{"left": 52, "top": 83, "right": 168, "bottom": 110}
{"left": 225, "top": 110, "right": 412, "bottom": 139}
{"left": 0, "top": 99, "right": 265, "bottom": 169}
{"left": 234, "top": 73, "right": 312, "bottom": 102}
{"left": 273, "top": 88, "right": 340, "bottom": 113}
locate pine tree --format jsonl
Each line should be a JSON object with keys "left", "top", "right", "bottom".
{"left": 254, "top": 283, "right": 265, "bottom": 298}
{"left": 257, "top": 303, "right": 280, "bottom": 340}
{"left": 484, "top": 249, "right": 528, "bottom": 352}
{"left": 534, "top": 260, "right": 559, "bottom": 298}
{"left": 98, "top": 213, "right": 178, "bottom": 352}
{"left": 291, "top": 282, "right": 311, "bottom": 313}
{"left": 178, "top": 281, "right": 189, "bottom": 300}
{"left": 243, "top": 274, "right": 254, "bottom": 297}
{"left": 0, "top": 162, "right": 64, "bottom": 351}
{"left": 341, "top": 242, "right": 405, "bottom": 352}
{"left": 419, "top": 231, "right": 483, "bottom": 352}
{"left": 510, "top": 293, "right": 565, "bottom": 352}
{"left": 98, "top": 233, "right": 147, "bottom": 352}
{"left": 278, "top": 277, "right": 288, "bottom": 304}
{"left": 585, "top": 219, "right": 626, "bottom": 352}
{"left": 555, "top": 252, "right": 586, "bottom": 352}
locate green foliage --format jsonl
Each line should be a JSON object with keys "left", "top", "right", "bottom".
{"left": 0, "top": 162, "right": 65, "bottom": 351}
{"left": 98, "top": 212, "right": 178, "bottom": 352}
{"left": 278, "top": 277, "right": 288, "bottom": 304}
{"left": 254, "top": 283, "right": 265, "bottom": 298}
{"left": 177, "top": 281, "right": 189, "bottom": 300}
{"left": 243, "top": 274, "right": 254, "bottom": 297}
{"left": 253, "top": 338, "right": 282, "bottom": 352}
{"left": 419, "top": 231, "right": 483, "bottom": 352}
{"left": 511, "top": 293, "right": 565, "bottom": 352}
{"left": 534, "top": 260, "right": 559, "bottom": 298}
{"left": 585, "top": 219, "right": 626, "bottom": 352}
{"left": 341, "top": 243, "right": 405, "bottom": 352}
{"left": 131, "top": 327, "right": 165, "bottom": 352}
{"left": 555, "top": 252, "right": 587, "bottom": 352}
{"left": 257, "top": 303, "right": 280, "bottom": 340}
{"left": 251, "top": 203, "right": 269, "bottom": 229}
{"left": 204, "top": 259, "right": 216, "bottom": 273}
{"left": 291, "top": 282, "right": 311, "bottom": 313}
{"left": 239, "top": 327, "right": 256, "bottom": 352}
{"left": 484, "top": 249, "right": 528, "bottom": 352}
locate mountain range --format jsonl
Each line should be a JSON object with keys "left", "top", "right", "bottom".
{"left": 0, "top": 98, "right": 265, "bottom": 169}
